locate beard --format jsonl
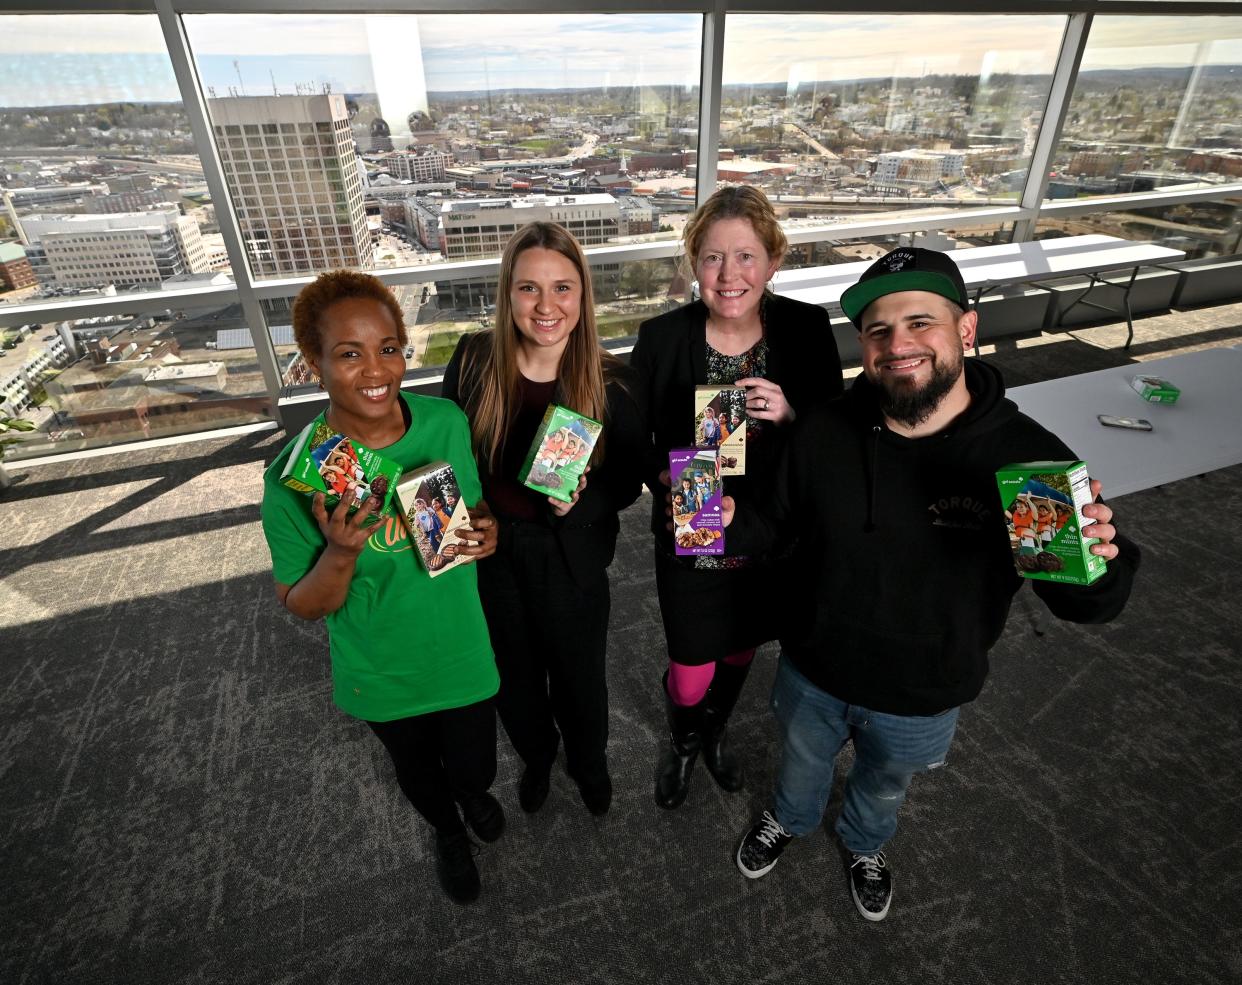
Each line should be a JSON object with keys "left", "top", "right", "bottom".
{"left": 873, "top": 347, "right": 963, "bottom": 429}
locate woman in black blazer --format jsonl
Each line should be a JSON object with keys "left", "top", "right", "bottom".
{"left": 630, "top": 186, "right": 843, "bottom": 809}
{"left": 443, "top": 222, "right": 645, "bottom": 818}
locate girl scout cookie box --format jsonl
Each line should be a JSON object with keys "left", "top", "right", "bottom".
{"left": 995, "top": 460, "right": 1106, "bottom": 586}
{"left": 395, "top": 461, "right": 473, "bottom": 577}
{"left": 280, "top": 415, "right": 401, "bottom": 517}
{"left": 694, "top": 384, "right": 747, "bottom": 476}
{"left": 670, "top": 447, "right": 724, "bottom": 556}
{"left": 519, "top": 404, "right": 602, "bottom": 504}
{"left": 1130, "top": 375, "right": 1180, "bottom": 404}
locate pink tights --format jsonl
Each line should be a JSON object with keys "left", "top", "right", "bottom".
{"left": 667, "top": 649, "right": 755, "bottom": 707}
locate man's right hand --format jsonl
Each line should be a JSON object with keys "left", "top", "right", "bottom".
{"left": 722, "top": 494, "right": 735, "bottom": 528}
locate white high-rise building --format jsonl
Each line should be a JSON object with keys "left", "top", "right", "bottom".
{"left": 22, "top": 209, "right": 209, "bottom": 291}
{"left": 440, "top": 194, "right": 620, "bottom": 261}
{"left": 208, "top": 94, "right": 371, "bottom": 277}
{"left": 386, "top": 149, "right": 452, "bottom": 183}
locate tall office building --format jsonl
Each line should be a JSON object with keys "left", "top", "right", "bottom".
{"left": 208, "top": 94, "right": 371, "bottom": 278}
{"left": 21, "top": 210, "right": 209, "bottom": 291}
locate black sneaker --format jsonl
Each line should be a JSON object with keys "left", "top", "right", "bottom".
{"left": 518, "top": 767, "right": 551, "bottom": 814}
{"left": 459, "top": 792, "right": 505, "bottom": 843}
{"left": 848, "top": 851, "right": 892, "bottom": 922}
{"left": 736, "top": 810, "right": 794, "bottom": 879}
{"left": 434, "top": 831, "right": 480, "bottom": 904}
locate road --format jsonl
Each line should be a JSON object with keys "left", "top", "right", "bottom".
{"left": 782, "top": 123, "right": 840, "bottom": 161}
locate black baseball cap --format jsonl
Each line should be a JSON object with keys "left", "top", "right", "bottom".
{"left": 841, "top": 247, "right": 969, "bottom": 326}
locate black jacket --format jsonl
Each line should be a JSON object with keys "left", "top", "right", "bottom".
{"left": 728, "top": 359, "right": 1141, "bottom": 716}
{"left": 441, "top": 331, "right": 647, "bottom": 586}
{"left": 629, "top": 294, "right": 844, "bottom": 544}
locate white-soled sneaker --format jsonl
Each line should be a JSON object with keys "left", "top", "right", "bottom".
{"left": 848, "top": 851, "right": 892, "bottom": 921}
{"left": 736, "top": 810, "right": 794, "bottom": 879}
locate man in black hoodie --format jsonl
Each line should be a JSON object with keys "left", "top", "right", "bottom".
{"left": 726, "top": 247, "right": 1139, "bottom": 922}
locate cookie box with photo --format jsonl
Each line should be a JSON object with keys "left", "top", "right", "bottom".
{"left": 995, "top": 460, "right": 1106, "bottom": 586}
{"left": 396, "top": 461, "right": 473, "bottom": 577}
{"left": 669, "top": 447, "right": 725, "bottom": 556}
{"left": 519, "top": 404, "right": 602, "bottom": 504}
{"left": 694, "top": 384, "right": 747, "bottom": 476}
{"left": 279, "top": 415, "right": 402, "bottom": 518}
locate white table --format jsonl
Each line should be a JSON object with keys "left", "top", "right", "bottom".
{"left": 1008, "top": 347, "right": 1242, "bottom": 498}
{"left": 773, "top": 234, "right": 1186, "bottom": 348}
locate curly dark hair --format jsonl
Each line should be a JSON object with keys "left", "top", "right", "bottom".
{"left": 291, "top": 270, "right": 408, "bottom": 358}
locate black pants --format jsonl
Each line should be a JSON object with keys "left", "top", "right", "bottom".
{"left": 477, "top": 522, "right": 610, "bottom": 785}
{"left": 367, "top": 699, "right": 497, "bottom": 835}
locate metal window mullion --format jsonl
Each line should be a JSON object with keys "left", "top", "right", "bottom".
{"left": 695, "top": 0, "right": 726, "bottom": 207}
{"left": 154, "top": 0, "right": 285, "bottom": 415}
{"left": 1013, "top": 11, "right": 1092, "bottom": 242}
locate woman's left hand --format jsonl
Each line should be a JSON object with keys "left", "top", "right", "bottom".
{"left": 736, "top": 376, "right": 795, "bottom": 425}
{"left": 549, "top": 467, "right": 589, "bottom": 517}
{"left": 458, "top": 498, "right": 499, "bottom": 561}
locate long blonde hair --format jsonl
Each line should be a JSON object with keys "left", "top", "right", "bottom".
{"left": 460, "top": 221, "right": 617, "bottom": 471}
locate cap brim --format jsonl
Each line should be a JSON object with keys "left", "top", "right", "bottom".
{"left": 841, "top": 271, "right": 965, "bottom": 325}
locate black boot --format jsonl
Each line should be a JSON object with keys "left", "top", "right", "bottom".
{"left": 700, "top": 660, "right": 750, "bottom": 793}
{"left": 654, "top": 675, "right": 702, "bottom": 810}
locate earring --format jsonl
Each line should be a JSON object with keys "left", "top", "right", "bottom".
{"left": 317, "top": 378, "right": 324, "bottom": 391}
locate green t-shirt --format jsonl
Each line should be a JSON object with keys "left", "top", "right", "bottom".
{"left": 261, "top": 392, "right": 499, "bottom": 722}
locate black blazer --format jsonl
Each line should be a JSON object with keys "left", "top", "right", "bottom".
{"left": 441, "top": 331, "right": 647, "bottom": 585}
{"left": 629, "top": 293, "right": 844, "bottom": 541}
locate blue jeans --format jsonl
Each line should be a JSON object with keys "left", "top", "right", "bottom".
{"left": 771, "top": 655, "right": 960, "bottom": 855}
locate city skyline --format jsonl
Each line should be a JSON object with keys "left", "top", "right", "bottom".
{"left": 2, "top": 13, "right": 1240, "bottom": 108}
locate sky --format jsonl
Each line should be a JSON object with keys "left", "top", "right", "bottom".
{"left": 1, "top": 12, "right": 1240, "bottom": 108}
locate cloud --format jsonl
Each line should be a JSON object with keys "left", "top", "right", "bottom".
{"left": 2, "top": 10, "right": 1238, "bottom": 109}
{"left": 3, "top": 14, "right": 168, "bottom": 53}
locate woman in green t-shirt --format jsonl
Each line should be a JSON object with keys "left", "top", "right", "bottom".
{"left": 260, "top": 271, "right": 501, "bottom": 905}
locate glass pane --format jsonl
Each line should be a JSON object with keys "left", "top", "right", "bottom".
{"left": 182, "top": 13, "right": 702, "bottom": 279}
{"left": 781, "top": 218, "right": 1016, "bottom": 274}
{"left": 721, "top": 15, "right": 1065, "bottom": 224}
{"left": 2, "top": 302, "right": 272, "bottom": 461}
{"left": 0, "top": 15, "right": 228, "bottom": 308}
{"left": 1035, "top": 196, "right": 1242, "bottom": 259}
{"left": 1049, "top": 17, "right": 1242, "bottom": 202}
{"left": 273, "top": 253, "right": 683, "bottom": 387}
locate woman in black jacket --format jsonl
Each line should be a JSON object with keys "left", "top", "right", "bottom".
{"left": 443, "top": 222, "right": 645, "bottom": 817}
{"left": 630, "top": 186, "right": 843, "bottom": 809}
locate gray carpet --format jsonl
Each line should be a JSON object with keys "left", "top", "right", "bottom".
{"left": 3, "top": 315, "right": 1241, "bottom": 984}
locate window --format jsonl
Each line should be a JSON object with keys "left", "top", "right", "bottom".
{"left": 721, "top": 15, "right": 1065, "bottom": 229}
{"left": 1045, "top": 16, "right": 1242, "bottom": 204}
{"left": 182, "top": 12, "right": 701, "bottom": 280}
{"left": 0, "top": 13, "right": 221, "bottom": 308}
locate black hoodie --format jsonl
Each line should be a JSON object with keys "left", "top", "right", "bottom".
{"left": 728, "top": 359, "right": 1140, "bottom": 716}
